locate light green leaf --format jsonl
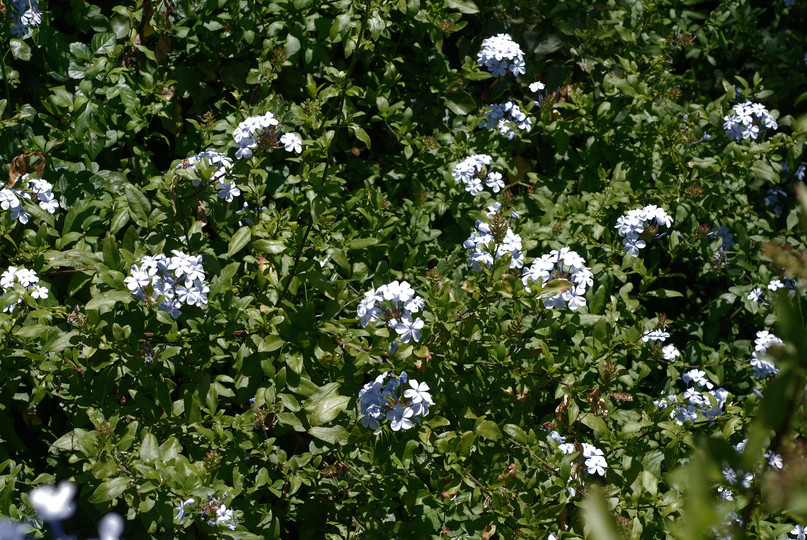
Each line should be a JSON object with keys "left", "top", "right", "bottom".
{"left": 445, "top": 0, "right": 478, "bottom": 13}
{"left": 140, "top": 432, "right": 159, "bottom": 462}
{"left": 228, "top": 227, "right": 251, "bottom": 257}
{"left": 85, "top": 291, "right": 133, "bottom": 312}
{"left": 476, "top": 419, "right": 502, "bottom": 441}
{"left": 125, "top": 184, "right": 151, "bottom": 224}
{"left": 88, "top": 477, "right": 129, "bottom": 503}
{"left": 209, "top": 262, "right": 240, "bottom": 297}
{"left": 308, "top": 426, "right": 348, "bottom": 445}
{"left": 10, "top": 39, "right": 32, "bottom": 61}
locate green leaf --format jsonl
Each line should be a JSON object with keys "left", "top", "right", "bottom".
{"left": 353, "top": 126, "right": 371, "bottom": 149}
{"left": 581, "top": 414, "right": 610, "bottom": 437}
{"left": 308, "top": 395, "right": 350, "bottom": 426}
{"left": 70, "top": 42, "right": 93, "bottom": 62}
{"left": 346, "top": 237, "right": 379, "bottom": 250}
{"left": 538, "top": 279, "right": 573, "bottom": 298}
{"left": 304, "top": 383, "right": 349, "bottom": 426}
{"left": 85, "top": 291, "right": 133, "bottom": 312}
{"left": 444, "top": 91, "right": 476, "bottom": 115}
{"left": 503, "top": 424, "right": 527, "bottom": 444}
{"left": 228, "top": 227, "right": 251, "bottom": 257}
{"left": 10, "top": 39, "right": 32, "bottom": 61}
{"left": 91, "top": 32, "right": 116, "bottom": 55}
{"left": 445, "top": 0, "right": 478, "bottom": 13}
{"left": 308, "top": 426, "right": 348, "bottom": 445}
{"left": 639, "top": 470, "right": 658, "bottom": 497}
{"left": 252, "top": 240, "right": 286, "bottom": 253}
{"left": 88, "top": 477, "right": 129, "bottom": 503}
{"left": 102, "top": 235, "right": 121, "bottom": 270}
{"left": 582, "top": 485, "right": 626, "bottom": 540}
{"left": 125, "top": 184, "right": 151, "bottom": 224}
{"left": 209, "top": 262, "right": 240, "bottom": 297}
{"left": 476, "top": 419, "right": 502, "bottom": 440}
{"left": 140, "top": 432, "right": 159, "bottom": 462}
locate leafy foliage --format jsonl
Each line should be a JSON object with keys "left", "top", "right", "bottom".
{"left": 1, "top": 0, "right": 807, "bottom": 538}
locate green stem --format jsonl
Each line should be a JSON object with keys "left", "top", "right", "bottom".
{"left": 0, "top": 49, "right": 11, "bottom": 119}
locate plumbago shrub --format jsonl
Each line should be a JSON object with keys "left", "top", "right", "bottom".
{"left": 3, "top": 0, "right": 807, "bottom": 538}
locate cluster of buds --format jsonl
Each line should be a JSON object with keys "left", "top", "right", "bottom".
{"left": 464, "top": 217, "right": 524, "bottom": 271}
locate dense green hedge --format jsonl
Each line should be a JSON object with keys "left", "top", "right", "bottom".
{"left": 2, "top": 0, "right": 807, "bottom": 538}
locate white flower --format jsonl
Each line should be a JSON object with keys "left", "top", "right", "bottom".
{"left": 765, "top": 451, "right": 783, "bottom": 469}
{"left": 280, "top": 133, "right": 302, "bottom": 153}
{"left": 791, "top": 525, "right": 807, "bottom": 540}
{"left": 747, "top": 287, "right": 764, "bottom": 302}
{"left": 615, "top": 205, "right": 672, "bottom": 255}
{"left": 387, "top": 403, "right": 414, "bottom": 431}
{"left": 477, "top": 34, "right": 525, "bottom": 77}
{"left": 394, "top": 315, "right": 424, "bottom": 343}
{"left": 216, "top": 181, "right": 241, "bottom": 202}
{"left": 404, "top": 380, "right": 434, "bottom": 406}
{"left": 1, "top": 266, "right": 45, "bottom": 312}
{"left": 662, "top": 344, "right": 680, "bottom": 361}
{"left": 127, "top": 252, "right": 208, "bottom": 318}
{"left": 359, "top": 372, "right": 432, "bottom": 431}
{"left": 98, "top": 513, "right": 124, "bottom": 540}
{"left": 642, "top": 329, "right": 670, "bottom": 343}
{"left": 29, "top": 481, "right": 77, "bottom": 522}
{"left": 479, "top": 102, "right": 532, "bottom": 139}
{"left": 176, "top": 498, "right": 195, "bottom": 521}
{"left": 529, "top": 81, "right": 545, "bottom": 92}
{"left": 585, "top": 454, "right": 607, "bottom": 476}
{"left": 214, "top": 504, "right": 237, "bottom": 530}
{"left": 233, "top": 112, "right": 280, "bottom": 158}
{"left": 723, "top": 101, "right": 777, "bottom": 142}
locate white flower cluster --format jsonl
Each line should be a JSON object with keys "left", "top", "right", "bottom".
{"left": 614, "top": 204, "right": 673, "bottom": 256}
{"left": 179, "top": 151, "right": 242, "bottom": 202}
{"left": 747, "top": 278, "right": 796, "bottom": 304}
{"left": 555, "top": 437, "right": 608, "bottom": 477}
{"left": 476, "top": 34, "right": 525, "bottom": 77}
{"left": 463, "top": 219, "right": 524, "bottom": 271}
{"left": 357, "top": 280, "right": 425, "bottom": 344}
{"left": 750, "top": 330, "right": 783, "bottom": 379}
{"left": 359, "top": 371, "right": 433, "bottom": 431}
{"left": 0, "top": 174, "right": 58, "bottom": 224}
{"left": 1, "top": 266, "right": 48, "bottom": 312}
{"left": 123, "top": 251, "right": 209, "bottom": 319}
{"left": 27, "top": 481, "right": 124, "bottom": 539}
{"left": 479, "top": 102, "right": 532, "bottom": 140}
{"left": 642, "top": 329, "right": 669, "bottom": 343}
{"left": 451, "top": 154, "right": 505, "bottom": 195}
{"left": 10, "top": 0, "right": 43, "bottom": 39}
{"left": 521, "top": 247, "right": 593, "bottom": 310}
{"left": 655, "top": 369, "right": 729, "bottom": 424}
{"left": 722, "top": 101, "right": 777, "bottom": 142}
{"left": 232, "top": 113, "right": 302, "bottom": 159}
{"left": 176, "top": 494, "right": 237, "bottom": 530}
{"left": 233, "top": 112, "right": 279, "bottom": 159}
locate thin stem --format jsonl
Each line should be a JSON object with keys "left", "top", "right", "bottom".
{"left": 0, "top": 50, "right": 11, "bottom": 118}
